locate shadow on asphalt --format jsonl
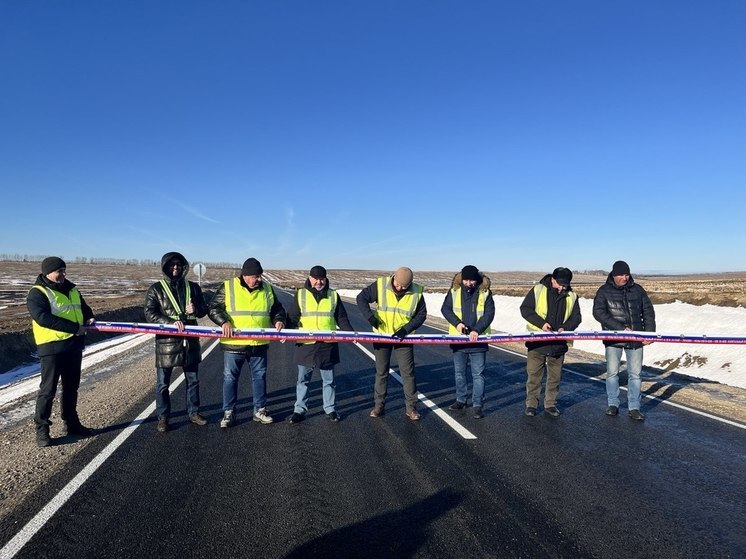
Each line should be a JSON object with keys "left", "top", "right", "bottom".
{"left": 282, "top": 488, "right": 463, "bottom": 558}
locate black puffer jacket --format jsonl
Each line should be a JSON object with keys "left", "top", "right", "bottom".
{"left": 592, "top": 273, "right": 655, "bottom": 348}
{"left": 27, "top": 275, "right": 95, "bottom": 357}
{"left": 143, "top": 252, "right": 208, "bottom": 368}
{"left": 286, "top": 278, "right": 353, "bottom": 369}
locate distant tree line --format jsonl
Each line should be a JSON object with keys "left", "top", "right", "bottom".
{"left": 0, "top": 255, "right": 239, "bottom": 268}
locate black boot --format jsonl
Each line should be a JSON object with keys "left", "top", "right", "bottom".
{"left": 63, "top": 420, "right": 94, "bottom": 437}
{"left": 36, "top": 425, "right": 53, "bottom": 448}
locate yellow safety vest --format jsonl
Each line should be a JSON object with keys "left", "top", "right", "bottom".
{"left": 448, "top": 287, "right": 491, "bottom": 335}
{"left": 159, "top": 279, "right": 193, "bottom": 320}
{"left": 297, "top": 288, "right": 338, "bottom": 344}
{"left": 526, "top": 284, "right": 577, "bottom": 332}
{"left": 221, "top": 278, "right": 273, "bottom": 347}
{"left": 30, "top": 285, "right": 84, "bottom": 345}
{"left": 373, "top": 276, "right": 423, "bottom": 334}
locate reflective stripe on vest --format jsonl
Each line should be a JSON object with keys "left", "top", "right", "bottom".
{"left": 222, "top": 278, "right": 273, "bottom": 346}
{"left": 373, "top": 277, "right": 423, "bottom": 334}
{"left": 159, "top": 279, "right": 192, "bottom": 320}
{"left": 526, "top": 284, "right": 577, "bottom": 332}
{"left": 448, "top": 287, "right": 492, "bottom": 335}
{"left": 298, "top": 288, "right": 338, "bottom": 344}
{"left": 30, "top": 285, "right": 84, "bottom": 345}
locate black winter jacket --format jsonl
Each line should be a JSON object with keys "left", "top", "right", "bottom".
{"left": 208, "top": 277, "right": 287, "bottom": 354}
{"left": 143, "top": 252, "right": 208, "bottom": 368}
{"left": 441, "top": 272, "right": 495, "bottom": 353}
{"left": 286, "top": 279, "right": 353, "bottom": 369}
{"left": 592, "top": 274, "right": 655, "bottom": 348}
{"left": 27, "top": 275, "right": 95, "bottom": 357}
{"left": 520, "top": 274, "right": 582, "bottom": 357}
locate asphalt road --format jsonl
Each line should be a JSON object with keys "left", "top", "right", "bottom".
{"left": 2, "top": 295, "right": 745, "bottom": 559}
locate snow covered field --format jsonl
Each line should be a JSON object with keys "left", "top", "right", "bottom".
{"left": 339, "top": 290, "right": 746, "bottom": 390}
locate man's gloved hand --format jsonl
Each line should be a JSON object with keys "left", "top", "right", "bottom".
{"left": 393, "top": 328, "right": 407, "bottom": 339}
{"left": 368, "top": 316, "right": 381, "bottom": 328}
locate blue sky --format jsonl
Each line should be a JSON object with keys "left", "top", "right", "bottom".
{"left": 2, "top": 1, "right": 745, "bottom": 274}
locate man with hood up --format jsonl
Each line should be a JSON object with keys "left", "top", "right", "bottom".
{"left": 357, "top": 267, "right": 427, "bottom": 421}
{"left": 441, "top": 265, "right": 495, "bottom": 419}
{"left": 592, "top": 260, "right": 656, "bottom": 421}
{"left": 27, "top": 257, "right": 96, "bottom": 447}
{"left": 144, "top": 252, "right": 208, "bottom": 432}
{"left": 519, "top": 267, "right": 581, "bottom": 418}
{"left": 285, "top": 265, "right": 353, "bottom": 423}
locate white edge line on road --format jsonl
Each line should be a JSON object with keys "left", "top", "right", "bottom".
{"left": 353, "top": 342, "right": 477, "bottom": 440}
{"left": 0, "top": 339, "right": 221, "bottom": 559}
{"left": 491, "top": 343, "right": 746, "bottom": 431}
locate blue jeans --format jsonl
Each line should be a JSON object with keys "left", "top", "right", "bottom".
{"left": 453, "top": 351, "right": 486, "bottom": 407}
{"left": 222, "top": 349, "right": 268, "bottom": 413}
{"left": 156, "top": 365, "right": 200, "bottom": 419}
{"left": 294, "top": 365, "right": 336, "bottom": 414}
{"left": 605, "top": 346, "right": 644, "bottom": 410}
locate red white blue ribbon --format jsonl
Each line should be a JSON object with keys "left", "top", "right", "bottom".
{"left": 86, "top": 322, "right": 746, "bottom": 345}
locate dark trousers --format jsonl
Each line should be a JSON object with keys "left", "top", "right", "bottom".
{"left": 372, "top": 344, "right": 417, "bottom": 411}
{"left": 35, "top": 349, "right": 83, "bottom": 429}
{"left": 156, "top": 364, "right": 200, "bottom": 419}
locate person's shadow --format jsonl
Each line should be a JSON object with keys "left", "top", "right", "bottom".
{"left": 283, "top": 488, "right": 463, "bottom": 559}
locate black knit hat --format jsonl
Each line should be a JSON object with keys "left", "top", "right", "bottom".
{"left": 241, "top": 258, "right": 263, "bottom": 276}
{"left": 611, "top": 260, "right": 631, "bottom": 276}
{"left": 461, "top": 265, "right": 481, "bottom": 281}
{"left": 552, "top": 267, "right": 573, "bottom": 287}
{"left": 309, "top": 265, "right": 327, "bottom": 279}
{"left": 41, "top": 256, "right": 66, "bottom": 275}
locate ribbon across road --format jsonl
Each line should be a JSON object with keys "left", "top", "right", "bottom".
{"left": 86, "top": 322, "right": 746, "bottom": 346}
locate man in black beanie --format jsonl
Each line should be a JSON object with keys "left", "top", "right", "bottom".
{"left": 285, "top": 265, "right": 353, "bottom": 423}
{"left": 593, "top": 260, "right": 656, "bottom": 420}
{"left": 519, "top": 267, "right": 581, "bottom": 418}
{"left": 441, "top": 265, "right": 495, "bottom": 419}
{"left": 209, "top": 257, "right": 286, "bottom": 427}
{"left": 27, "top": 257, "right": 96, "bottom": 447}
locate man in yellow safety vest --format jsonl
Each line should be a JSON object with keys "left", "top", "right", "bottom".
{"left": 285, "top": 265, "right": 353, "bottom": 423}
{"left": 27, "top": 257, "right": 96, "bottom": 447}
{"left": 208, "top": 257, "right": 286, "bottom": 428}
{"left": 519, "top": 267, "right": 581, "bottom": 418}
{"left": 357, "top": 267, "right": 427, "bottom": 421}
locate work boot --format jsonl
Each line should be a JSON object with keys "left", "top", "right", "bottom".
{"left": 369, "top": 406, "right": 385, "bottom": 418}
{"left": 36, "top": 425, "right": 53, "bottom": 448}
{"left": 64, "top": 421, "right": 94, "bottom": 437}
{"left": 287, "top": 412, "right": 305, "bottom": 424}
{"left": 628, "top": 409, "right": 646, "bottom": 421}
{"left": 157, "top": 417, "right": 169, "bottom": 432}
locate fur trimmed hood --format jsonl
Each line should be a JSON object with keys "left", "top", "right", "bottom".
{"left": 450, "top": 271, "right": 492, "bottom": 291}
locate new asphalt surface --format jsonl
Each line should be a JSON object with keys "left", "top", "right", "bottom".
{"left": 2, "top": 294, "right": 745, "bottom": 558}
